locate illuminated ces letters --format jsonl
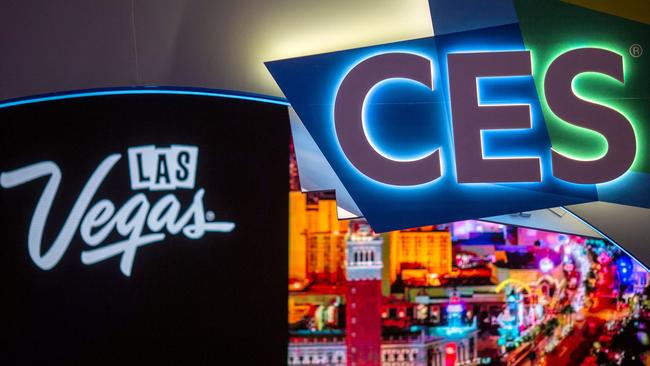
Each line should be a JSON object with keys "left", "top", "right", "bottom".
{"left": 448, "top": 51, "right": 540, "bottom": 183}
{"left": 333, "top": 48, "right": 635, "bottom": 186}
{"left": 0, "top": 145, "right": 235, "bottom": 277}
{"left": 335, "top": 53, "right": 441, "bottom": 185}
{"left": 545, "top": 48, "right": 636, "bottom": 184}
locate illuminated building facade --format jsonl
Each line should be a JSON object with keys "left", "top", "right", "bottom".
{"left": 380, "top": 289, "right": 479, "bottom": 366}
{"left": 288, "top": 337, "right": 346, "bottom": 366}
{"left": 389, "top": 227, "right": 452, "bottom": 284}
{"left": 307, "top": 233, "right": 345, "bottom": 284}
{"left": 381, "top": 333, "right": 477, "bottom": 366}
{"left": 346, "top": 224, "right": 383, "bottom": 366}
{"left": 289, "top": 191, "right": 348, "bottom": 282}
{"left": 287, "top": 192, "right": 650, "bottom": 366}
{"left": 288, "top": 331, "right": 477, "bottom": 366}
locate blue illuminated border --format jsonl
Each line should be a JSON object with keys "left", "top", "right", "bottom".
{"left": 562, "top": 206, "right": 650, "bottom": 272}
{"left": 0, "top": 86, "right": 290, "bottom": 109}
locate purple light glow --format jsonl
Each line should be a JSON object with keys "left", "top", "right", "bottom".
{"left": 539, "top": 257, "right": 554, "bottom": 273}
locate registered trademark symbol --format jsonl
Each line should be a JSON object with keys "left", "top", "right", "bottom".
{"left": 205, "top": 211, "right": 216, "bottom": 221}
{"left": 629, "top": 44, "right": 643, "bottom": 57}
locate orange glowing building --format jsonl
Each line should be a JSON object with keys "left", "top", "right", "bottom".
{"left": 289, "top": 191, "right": 349, "bottom": 282}
{"left": 306, "top": 232, "right": 345, "bottom": 283}
{"left": 388, "top": 227, "right": 453, "bottom": 284}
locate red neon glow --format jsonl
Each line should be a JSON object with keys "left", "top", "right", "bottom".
{"left": 445, "top": 346, "right": 455, "bottom": 355}
{"left": 445, "top": 343, "right": 457, "bottom": 366}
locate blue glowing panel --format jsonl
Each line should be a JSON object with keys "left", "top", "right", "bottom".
{"left": 267, "top": 26, "right": 598, "bottom": 232}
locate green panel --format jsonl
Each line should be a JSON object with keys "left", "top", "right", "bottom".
{"left": 515, "top": 0, "right": 650, "bottom": 173}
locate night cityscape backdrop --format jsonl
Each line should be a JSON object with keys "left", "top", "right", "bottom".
{"left": 288, "top": 143, "right": 650, "bottom": 366}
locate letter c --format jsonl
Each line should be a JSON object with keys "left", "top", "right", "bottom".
{"left": 334, "top": 53, "right": 441, "bottom": 185}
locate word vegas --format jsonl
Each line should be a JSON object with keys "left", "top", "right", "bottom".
{"left": 0, "top": 145, "right": 235, "bottom": 276}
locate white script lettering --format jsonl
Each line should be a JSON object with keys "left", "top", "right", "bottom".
{"left": 1, "top": 151, "right": 235, "bottom": 277}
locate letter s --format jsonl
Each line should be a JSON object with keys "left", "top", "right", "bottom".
{"left": 545, "top": 48, "right": 636, "bottom": 184}
{"left": 334, "top": 53, "right": 441, "bottom": 186}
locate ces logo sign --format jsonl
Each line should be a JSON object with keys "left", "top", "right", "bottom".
{"left": 267, "top": 9, "right": 649, "bottom": 231}
{"left": 335, "top": 48, "right": 635, "bottom": 186}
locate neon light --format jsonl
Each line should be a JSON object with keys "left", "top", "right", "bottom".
{"left": 334, "top": 51, "right": 443, "bottom": 187}
{"left": 363, "top": 78, "right": 440, "bottom": 162}
{"left": 0, "top": 87, "right": 290, "bottom": 109}
{"left": 271, "top": 27, "right": 641, "bottom": 233}
{"left": 495, "top": 279, "right": 531, "bottom": 294}
{"left": 534, "top": 275, "right": 562, "bottom": 288}
{"left": 534, "top": 45, "right": 640, "bottom": 165}
{"left": 447, "top": 304, "right": 463, "bottom": 313}
{"left": 432, "top": 324, "right": 477, "bottom": 337}
{"left": 571, "top": 69, "right": 641, "bottom": 169}
{"left": 448, "top": 50, "right": 543, "bottom": 183}
{"left": 336, "top": 48, "right": 602, "bottom": 186}
{"left": 322, "top": 45, "right": 453, "bottom": 190}
{"left": 539, "top": 257, "right": 554, "bottom": 273}
{"left": 475, "top": 75, "right": 542, "bottom": 170}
